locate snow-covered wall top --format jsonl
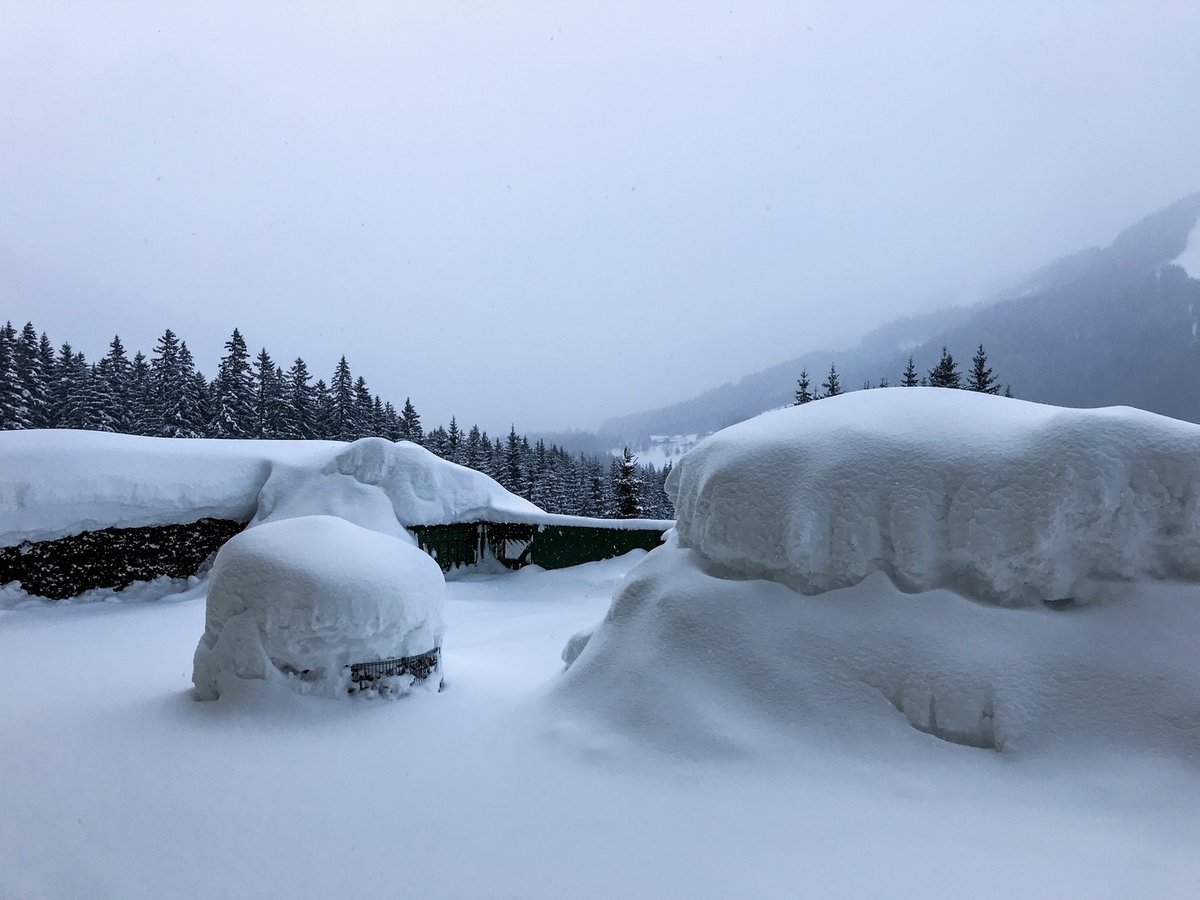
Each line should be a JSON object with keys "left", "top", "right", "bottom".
{"left": 0, "top": 431, "right": 664, "bottom": 548}
{"left": 666, "top": 389, "right": 1200, "bottom": 606}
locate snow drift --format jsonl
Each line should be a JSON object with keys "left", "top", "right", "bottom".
{"left": 192, "top": 515, "right": 445, "bottom": 700}
{"left": 556, "top": 391, "right": 1200, "bottom": 759}
{"left": 667, "top": 389, "right": 1200, "bottom": 606}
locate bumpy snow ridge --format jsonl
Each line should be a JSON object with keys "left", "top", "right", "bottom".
{"left": 0, "top": 432, "right": 541, "bottom": 547}
{"left": 192, "top": 515, "right": 445, "bottom": 700}
{"left": 666, "top": 389, "right": 1200, "bottom": 606}
{"left": 554, "top": 392, "right": 1200, "bottom": 759}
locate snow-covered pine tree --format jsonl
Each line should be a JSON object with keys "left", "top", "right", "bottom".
{"left": 502, "top": 426, "right": 522, "bottom": 493}
{"left": 252, "top": 348, "right": 279, "bottom": 438}
{"left": 150, "top": 329, "right": 184, "bottom": 437}
{"left": 312, "top": 379, "right": 333, "bottom": 440}
{"left": 821, "top": 363, "right": 842, "bottom": 398}
{"left": 447, "top": 416, "right": 462, "bottom": 464}
{"left": 83, "top": 360, "right": 116, "bottom": 432}
{"left": 530, "top": 439, "right": 552, "bottom": 509}
{"left": 371, "top": 395, "right": 385, "bottom": 437}
{"left": 102, "top": 335, "right": 132, "bottom": 432}
{"left": 16, "top": 322, "right": 49, "bottom": 428}
{"left": 382, "top": 401, "right": 400, "bottom": 441}
{"left": 36, "top": 332, "right": 58, "bottom": 427}
{"left": 399, "top": 397, "right": 423, "bottom": 444}
{"left": 128, "top": 352, "right": 154, "bottom": 435}
{"left": 173, "top": 342, "right": 207, "bottom": 437}
{"left": 210, "top": 328, "right": 256, "bottom": 437}
{"left": 427, "top": 425, "right": 449, "bottom": 458}
{"left": 465, "top": 424, "right": 483, "bottom": 468}
{"left": 966, "top": 343, "right": 999, "bottom": 394}
{"left": 282, "top": 357, "right": 315, "bottom": 439}
{"left": 0, "top": 322, "right": 30, "bottom": 430}
{"left": 353, "top": 377, "right": 374, "bottom": 439}
{"left": 612, "top": 446, "right": 643, "bottom": 518}
{"left": 927, "top": 346, "right": 961, "bottom": 388}
{"left": 50, "top": 343, "right": 85, "bottom": 428}
{"left": 327, "top": 356, "right": 356, "bottom": 442}
{"left": 794, "top": 369, "right": 814, "bottom": 405}
{"left": 901, "top": 356, "right": 920, "bottom": 386}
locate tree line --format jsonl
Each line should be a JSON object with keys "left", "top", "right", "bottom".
{"left": 794, "top": 344, "right": 1011, "bottom": 404}
{"left": 0, "top": 321, "right": 672, "bottom": 519}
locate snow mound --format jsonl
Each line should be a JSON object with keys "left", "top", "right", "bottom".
{"left": 553, "top": 535, "right": 1200, "bottom": 760}
{"left": 667, "top": 389, "right": 1200, "bottom": 606}
{"left": 192, "top": 515, "right": 445, "bottom": 701}
{"left": 0, "top": 431, "right": 541, "bottom": 547}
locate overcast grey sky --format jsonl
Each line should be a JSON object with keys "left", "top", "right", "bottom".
{"left": 4, "top": 1, "right": 1198, "bottom": 432}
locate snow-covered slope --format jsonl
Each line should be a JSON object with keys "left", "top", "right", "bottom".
{"left": 556, "top": 391, "right": 1200, "bottom": 761}
{"left": 1174, "top": 217, "right": 1200, "bottom": 277}
{"left": 0, "top": 431, "right": 542, "bottom": 547}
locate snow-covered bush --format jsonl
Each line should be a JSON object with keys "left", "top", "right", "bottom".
{"left": 192, "top": 515, "right": 445, "bottom": 700}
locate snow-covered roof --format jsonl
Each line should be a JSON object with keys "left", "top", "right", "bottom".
{"left": 666, "top": 388, "right": 1200, "bottom": 606}
{"left": 0, "top": 431, "right": 549, "bottom": 547}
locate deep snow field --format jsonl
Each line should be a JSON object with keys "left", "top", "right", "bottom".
{"left": 2, "top": 555, "right": 1198, "bottom": 900}
{"left": 4, "top": 391, "right": 1200, "bottom": 898}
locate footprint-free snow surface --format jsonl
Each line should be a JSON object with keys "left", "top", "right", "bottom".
{"left": 557, "top": 392, "right": 1200, "bottom": 761}
{"left": 1, "top": 557, "right": 1198, "bottom": 899}
{"left": 4, "top": 392, "right": 1199, "bottom": 897}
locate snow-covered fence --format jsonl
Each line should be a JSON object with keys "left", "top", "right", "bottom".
{"left": 410, "top": 519, "right": 671, "bottom": 572}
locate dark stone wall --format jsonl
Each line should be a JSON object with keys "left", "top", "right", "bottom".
{"left": 0, "top": 518, "right": 247, "bottom": 600}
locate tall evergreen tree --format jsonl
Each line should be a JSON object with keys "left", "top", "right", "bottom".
{"left": 927, "top": 346, "right": 961, "bottom": 388}
{"left": 465, "top": 424, "right": 483, "bottom": 469}
{"left": 353, "top": 376, "right": 374, "bottom": 438}
{"left": 821, "top": 363, "right": 842, "bottom": 398}
{"left": 150, "top": 329, "right": 186, "bottom": 437}
{"left": 794, "top": 369, "right": 814, "bottom": 405}
{"left": 50, "top": 342, "right": 86, "bottom": 428}
{"left": 283, "top": 357, "right": 315, "bottom": 439}
{"left": 312, "top": 379, "right": 333, "bottom": 440}
{"left": 102, "top": 335, "right": 132, "bottom": 432}
{"left": 399, "top": 397, "right": 423, "bottom": 444}
{"left": 966, "top": 343, "right": 999, "bottom": 394}
{"left": 382, "top": 401, "right": 401, "bottom": 441}
{"left": 447, "top": 416, "right": 463, "bottom": 464}
{"left": 900, "top": 356, "right": 920, "bottom": 386}
{"left": 502, "top": 426, "right": 522, "bottom": 493}
{"left": 16, "top": 322, "right": 48, "bottom": 428}
{"left": 0, "top": 322, "right": 29, "bottom": 430}
{"left": 210, "top": 328, "right": 255, "bottom": 438}
{"left": 612, "top": 446, "right": 644, "bottom": 518}
{"left": 128, "top": 351, "right": 153, "bottom": 435}
{"left": 252, "top": 348, "right": 285, "bottom": 439}
{"left": 83, "top": 360, "right": 116, "bottom": 432}
{"left": 36, "top": 333, "right": 58, "bottom": 427}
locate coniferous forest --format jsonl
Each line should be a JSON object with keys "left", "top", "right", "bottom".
{"left": 0, "top": 321, "right": 672, "bottom": 519}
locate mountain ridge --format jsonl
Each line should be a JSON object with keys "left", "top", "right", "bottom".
{"left": 594, "top": 192, "right": 1200, "bottom": 445}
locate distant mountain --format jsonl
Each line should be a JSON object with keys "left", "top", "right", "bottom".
{"left": 598, "top": 193, "right": 1200, "bottom": 444}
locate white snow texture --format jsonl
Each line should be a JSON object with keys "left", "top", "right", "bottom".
{"left": 667, "top": 389, "right": 1200, "bottom": 606}
{"left": 556, "top": 391, "right": 1200, "bottom": 760}
{"left": 192, "top": 515, "right": 445, "bottom": 701}
{"left": 0, "top": 431, "right": 541, "bottom": 547}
